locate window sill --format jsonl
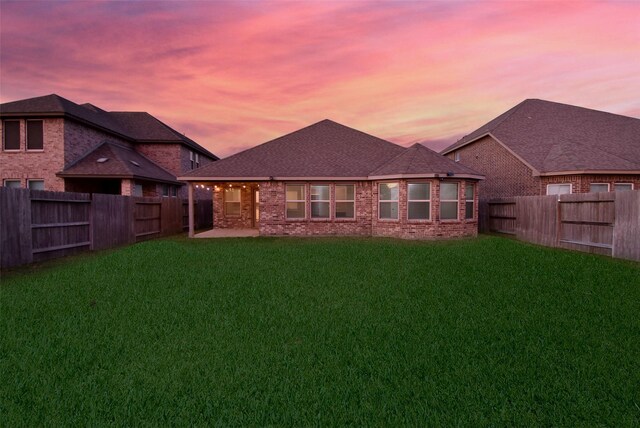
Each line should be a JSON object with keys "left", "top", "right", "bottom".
{"left": 26, "top": 149, "right": 44, "bottom": 153}
{"left": 2, "top": 149, "right": 20, "bottom": 152}
{"left": 408, "top": 219, "right": 433, "bottom": 223}
{"left": 377, "top": 218, "right": 399, "bottom": 222}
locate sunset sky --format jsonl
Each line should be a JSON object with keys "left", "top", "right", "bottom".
{"left": 1, "top": 0, "right": 639, "bottom": 157}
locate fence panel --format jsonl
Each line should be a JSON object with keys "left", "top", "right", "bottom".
{"left": 0, "top": 187, "right": 32, "bottom": 268}
{"left": 92, "top": 193, "right": 135, "bottom": 250}
{"left": 134, "top": 198, "right": 162, "bottom": 241}
{"left": 613, "top": 190, "right": 640, "bottom": 261}
{"left": 29, "top": 190, "right": 91, "bottom": 263}
{"left": 516, "top": 195, "right": 558, "bottom": 247}
{"left": 487, "top": 199, "right": 516, "bottom": 234}
{"left": 558, "top": 192, "right": 614, "bottom": 256}
{"left": 161, "top": 198, "right": 183, "bottom": 236}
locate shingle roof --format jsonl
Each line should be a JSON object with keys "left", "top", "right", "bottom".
{"left": 441, "top": 99, "right": 640, "bottom": 173}
{"left": 58, "top": 142, "right": 180, "bottom": 184}
{"left": 369, "top": 143, "right": 482, "bottom": 177}
{"left": 181, "top": 120, "right": 483, "bottom": 180}
{"left": 0, "top": 94, "right": 217, "bottom": 159}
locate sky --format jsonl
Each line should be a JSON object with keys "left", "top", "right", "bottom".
{"left": 1, "top": 1, "right": 639, "bottom": 157}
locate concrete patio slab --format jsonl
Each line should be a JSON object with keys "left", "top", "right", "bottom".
{"left": 194, "top": 229, "right": 259, "bottom": 238}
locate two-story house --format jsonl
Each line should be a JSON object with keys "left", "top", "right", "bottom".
{"left": 0, "top": 94, "right": 218, "bottom": 197}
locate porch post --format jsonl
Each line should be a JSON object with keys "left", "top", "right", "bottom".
{"left": 188, "top": 182, "right": 195, "bottom": 238}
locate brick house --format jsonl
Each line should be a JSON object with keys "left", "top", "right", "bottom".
{"left": 441, "top": 99, "right": 640, "bottom": 198}
{"left": 180, "top": 120, "right": 484, "bottom": 239}
{"left": 0, "top": 94, "right": 217, "bottom": 197}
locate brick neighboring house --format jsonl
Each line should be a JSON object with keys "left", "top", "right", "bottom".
{"left": 0, "top": 94, "right": 218, "bottom": 197}
{"left": 441, "top": 99, "right": 640, "bottom": 198}
{"left": 180, "top": 120, "right": 484, "bottom": 239}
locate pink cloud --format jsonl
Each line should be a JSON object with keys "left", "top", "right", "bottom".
{"left": 1, "top": 0, "right": 639, "bottom": 157}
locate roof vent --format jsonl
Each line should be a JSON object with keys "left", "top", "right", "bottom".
{"left": 130, "top": 160, "right": 140, "bottom": 167}
{"left": 97, "top": 158, "right": 108, "bottom": 163}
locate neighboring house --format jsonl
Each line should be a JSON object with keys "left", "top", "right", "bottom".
{"left": 180, "top": 120, "right": 484, "bottom": 239}
{"left": 441, "top": 99, "right": 640, "bottom": 198}
{"left": 0, "top": 94, "right": 218, "bottom": 197}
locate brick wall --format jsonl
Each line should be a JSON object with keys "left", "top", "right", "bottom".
{"left": 447, "top": 136, "right": 540, "bottom": 198}
{"left": 1, "top": 118, "right": 66, "bottom": 191}
{"left": 64, "top": 119, "right": 131, "bottom": 167}
{"left": 540, "top": 174, "right": 640, "bottom": 194}
{"left": 211, "top": 180, "right": 478, "bottom": 239}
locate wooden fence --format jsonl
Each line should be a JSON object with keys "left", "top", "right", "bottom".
{"left": 1, "top": 188, "right": 213, "bottom": 269}
{"left": 482, "top": 191, "right": 640, "bottom": 261}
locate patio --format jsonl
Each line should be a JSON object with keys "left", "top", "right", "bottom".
{"left": 194, "top": 228, "right": 259, "bottom": 238}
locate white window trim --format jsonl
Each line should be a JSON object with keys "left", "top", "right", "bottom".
{"left": 2, "top": 119, "right": 21, "bottom": 152}
{"left": 589, "top": 183, "right": 610, "bottom": 193}
{"left": 3, "top": 179, "right": 21, "bottom": 188}
{"left": 546, "top": 183, "right": 572, "bottom": 195}
{"left": 310, "top": 184, "right": 330, "bottom": 219}
{"left": 189, "top": 151, "right": 194, "bottom": 169}
{"left": 378, "top": 182, "right": 399, "bottom": 220}
{"left": 407, "top": 182, "right": 431, "bottom": 221}
{"left": 613, "top": 183, "right": 634, "bottom": 191}
{"left": 335, "top": 183, "right": 356, "bottom": 220}
{"left": 26, "top": 119, "right": 44, "bottom": 152}
{"left": 224, "top": 187, "right": 242, "bottom": 217}
{"left": 27, "top": 179, "right": 44, "bottom": 190}
{"left": 440, "top": 182, "right": 459, "bottom": 221}
{"left": 286, "top": 184, "right": 306, "bottom": 219}
{"left": 465, "top": 183, "right": 475, "bottom": 220}
{"left": 195, "top": 153, "right": 200, "bottom": 168}
{"left": 454, "top": 152, "right": 460, "bottom": 162}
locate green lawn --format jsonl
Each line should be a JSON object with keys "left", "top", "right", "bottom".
{"left": 1, "top": 236, "right": 639, "bottom": 425}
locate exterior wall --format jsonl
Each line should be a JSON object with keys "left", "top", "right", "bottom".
{"left": 121, "top": 179, "right": 134, "bottom": 196}
{"left": 64, "top": 119, "right": 131, "bottom": 167}
{"left": 211, "top": 180, "right": 479, "bottom": 239}
{"left": 540, "top": 174, "right": 640, "bottom": 194}
{"left": 371, "top": 179, "right": 478, "bottom": 239}
{"left": 447, "top": 136, "right": 540, "bottom": 198}
{"left": 1, "top": 118, "right": 66, "bottom": 191}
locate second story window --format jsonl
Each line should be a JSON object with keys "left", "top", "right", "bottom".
{"left": 26, "top": 120, "right": 43, "bottom": 150}
{"left": 3, "top": 120, "right": 20, "bottom": 151}
{"left": 195, "top": 153, "right": 200, "bottom": 168}
{"left": 190, "top": 151, "right": 194, "bottom": 169}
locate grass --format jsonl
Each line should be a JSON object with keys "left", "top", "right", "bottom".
{"left": 1, "top": 235, "right": 639, "bottom": 426}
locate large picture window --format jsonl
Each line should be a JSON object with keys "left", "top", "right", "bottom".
{"left": 335, "top": 184, "right": 355, "bottom": 219}
{"left": 311, "top": 184, "right": 330, "bottom": 218}
{"left": 547, "top": 184, "right": 571, "bottom": 195}
{"left": 379, "top": 182, "right": 399, "bottom": 220}
{"left": 589, "top": 183, "right": 609, "bottom": 193}
{"left": 614, "top": 183, "right": 633, "bottom": 192}
{"left": 225, "top": 188, "right": 241, "bottom": 216}
{"left": 465, "top": 183, "right": 475, "bottom": 219}
{"left": 26, "top": 120, "right": 43, "bottom": 150}
{"left": 3, "top": 120, "right": 20, "bottom": 150}
{"left": 286, "top": 184, "right": 305, "bottom": 219}
{"left": 407, "top": 183, "right": 430, "bottom": 220}
{"left": 440, "top": 182, "right": 458, "bottom": 220}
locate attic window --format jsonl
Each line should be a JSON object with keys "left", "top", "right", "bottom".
{"left": 97, "top": 158, "right": 109, "bottom": 163}
{"left": 130, "top": 160, "right": 140, "bottom": 167}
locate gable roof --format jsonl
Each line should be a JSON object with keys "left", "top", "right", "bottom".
{"left": 441, "top": 99, "right": 640, "bottom": 174}
{"left": 58, "top": 142, "right": 180, "bottom": 184}
{"left": 0, "top": 94, "right": 217, "bottom": 159}
{"left": 180, "top": 120, "right": 483, "bottom": 181}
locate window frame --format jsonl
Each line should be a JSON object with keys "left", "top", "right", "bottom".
{"left": 285, "top": 183, "right": 306, "bottom": 220}
{"left": 589, "top": 183, "right": 610, "bottom": 193}
{"left": 439, "top": 181, "right": 459, "bottom": 221}
{"left": 190, "top": 151, "right": 194, "bottom": 169}
{"left": 2, "top": 120, "right": 21, "bottom": 151}
{"left": 310, "top": 184, "right": 330, "bottom": 219}
{"left": 3, "top": 179, "right": 21, "bottom": 188}
{"left": 465, "top": 183, "right": 475, "bottom": 220}
{"left": 224, "top": 187, "right": 242, "bottom": 217}
{"left": 27, "top": 179, "right": 44, "bottom": 191}
{"left": 614, "top": 183, "right": 634, "bottom": 192}
{"left": 195, "top": 153, "right": 200, "bottom": 168}
{"left": 407, "top": 182, "right": 431, "bottom": 221}
{"left": 454, "top": 152, "right": 460, "bottom": 162}
{"left": 546, "top": 183, "right": 572, "bottom": 195}
{"left": 26, "top": 119, "right": 44, "bottom": 151}
{"left": 378, "top": 182, "right": 399, "bottom": 221}
{"left": 335, "top": 183, "right": 356, "bottom": 220}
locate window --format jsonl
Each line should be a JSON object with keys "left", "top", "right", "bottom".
{"left": 190, "top": 151, "right": 194, "bottom": 169}
{"left": 614, "top": 183, "right": 633, "bottom": 192}
{"left": 286, "top": 184, "right": 305, "bottom": 219}
{"left": 546, "top": 184, "right": 571, "bottom": 195}
{"left": 162, "top": 184, "right": 170, "bottom": 197}
{"left": 27, "top": 179, "right": 44, "bottom": 190}
{"left": 133, "top": 183, "right": 143, "bottom": 196}
{"left": 3, "top": 179, "right": 21, "bottom": 188}
{"left": 454, "top": 152, "right": 460, "bottom": 162}
{"left": 335, "top": 184, "right": 355, "bottom": 219}
{"left": 3, "top": 120, "right": 20, "bottom": 150}
{"left": 225, "top": 188, "right": 241, "bottom": 216}
{"left": 465, "top": 183, "right": 475, "bottom": 219}
{"left": 440, "top": 182, "right": 458, "bottom": 220}
{"left": 26, "top": 120, "right": 43, "bottom": 150}
{"left": 379, "top": 182, "right": 399, "bottom": 220}
{"left": 170, "top": 186, "right": 177, "bottom": 197}
{"left": 407, "top": 183, "right": 430, "bottom": 220}
{"left": 589, "top": 183, "right": 609, "bottom": 193}
{"left": 310, "top": 184, "right": 330, "bottom": 218}
{"left": 195, "top": 153, "right": 200, "bottom": 168}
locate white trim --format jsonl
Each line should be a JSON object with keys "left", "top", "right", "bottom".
{"left": 378, "top": 182, "right": 399, "bottom": 220}
{"left": 285, "top": 184, "right": 306, "bottom": 219}
{"left": 589, "top": 182, "right": 610, "bottom": 193}
{"left": 407, "top": 182, "right": 431, "bottom": 221}
{"left": 3, "top": 179, "right": 21, "bottom": 188}
{"left": 540, "top": 170, "right": 640, "bottom": 176}
{"left": 613, "top": 183, "right": 634, "bottom": 191}
{"left": 439, "top": 182, "right": 459, "bottom": 221}
{"left": 546, "top": 183, "right": 572, "bottom": 195}
{"left": 310, "top": 184, "right": 330, "bottom": 219}
{"left": 224, "top": 187, "right": 241, "bottom": 217}
{"left": 454, "top": 152, "right": 460, "bottom": 162}
{"left": 334, "top": 183, "right": 356, "bottom": 220}
{"left": 27, "top": 179, "right": 45, "bottom": 190}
